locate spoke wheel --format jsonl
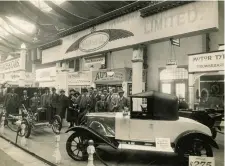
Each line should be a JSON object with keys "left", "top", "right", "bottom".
{"left": 18, "top": 119, "right": 31, "bottom": 138}
{"left": 52, "top": 115, "right": 62, "bottom": 134}
{"left": 178, "top": 139, "right": 213, "bottom": 165}
{"left": 66, "top": 132, "right": 89, "bottom": 161}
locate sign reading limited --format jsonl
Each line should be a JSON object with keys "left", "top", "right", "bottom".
{"left": 188, "top": 51, "right": 224, "bottom": 72}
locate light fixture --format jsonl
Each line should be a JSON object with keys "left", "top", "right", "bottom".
{"left": 21, "top": 43, "right": 26, "bottom": 49}
{"left": 107, "top": 71, "right": 115, "bottom": 76}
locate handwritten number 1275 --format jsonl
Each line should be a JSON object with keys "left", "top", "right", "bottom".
{"left": 190, "top": 161, "right": 212, "bottom": 166}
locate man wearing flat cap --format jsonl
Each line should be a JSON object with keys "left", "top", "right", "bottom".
{"left": 115, "top": 89, "right": 129, "bottom": 112}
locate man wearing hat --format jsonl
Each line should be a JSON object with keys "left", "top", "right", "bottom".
{"left": 78, "top": 88, "right": 91, "bottom": 124}
{"left": 50, "top": 87, "right": 59, "bottom": 123}
{"left": 41, "top": 87, "right": 51, "bottom": 122}
{"left": 58, "top": 89, "right": 68, "bottom": 120}
{"left": 115, "top": 89, "right": 129, "bottom": 112}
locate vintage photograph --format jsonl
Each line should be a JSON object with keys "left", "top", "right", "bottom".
{"left": 0, "top": 1, "right": 224, "bottom": 166}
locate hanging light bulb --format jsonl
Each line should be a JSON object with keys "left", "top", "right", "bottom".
{"left": 21, "top": 43, "right": 26, "bottom": 49}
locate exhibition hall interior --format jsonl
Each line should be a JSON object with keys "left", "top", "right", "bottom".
{"left": 0, "top": 1, "right": 224, "bottom": 166}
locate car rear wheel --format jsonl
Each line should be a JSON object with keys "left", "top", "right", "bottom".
{"left": 66, "top": 132, "right": 89, "bottom": 161}
{"left": 177, "top": 139, "right": 213, "bottom": 165}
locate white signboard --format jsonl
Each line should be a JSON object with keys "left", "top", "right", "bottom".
{"left": 85, "top": 56, "right": 105, "bottom": 65}
{"left": 155, "top": 138, "right": 171, "bottom": 150}
{"left": 4, "top": 71, "right": 21, "bottom": 81}
{"left": 36, "top": 67, "right": 56, "bottom": 81}
{"left": 42, "top": 1, "right": 219, "bottom": 64}
{"left": 189, "top": 156, "right": 215, "bottom": 166}
{"left": 68, "top": 72, "right": 91, "bottom": 85}
{"left": 0, "top": 58, "right": 21, "bottom": 74}
{"left": 188, "top": 51, "right": 224, "bottom": 72}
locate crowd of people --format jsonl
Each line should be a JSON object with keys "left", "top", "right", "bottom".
{"left": 2, "top": 86, "right": 130, "bottom": 128}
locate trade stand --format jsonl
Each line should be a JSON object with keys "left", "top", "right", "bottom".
{"left": 188, "top": 45, "right": 224, "bottom": 109}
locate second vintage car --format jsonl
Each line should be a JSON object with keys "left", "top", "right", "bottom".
{"left": 66, "top": 91, "right": 219, "bottom": 165}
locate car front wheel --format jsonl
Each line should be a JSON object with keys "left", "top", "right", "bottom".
{"left": 66, "top": 132, "right": 89, "bottom": 161}
{"left": 177, "top": 139, "right": 213, "bottom": 165}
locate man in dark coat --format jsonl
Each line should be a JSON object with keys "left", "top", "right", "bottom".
{"left": 58, "top": 89, "right": 68, "bottom": 120}
{"left": 30, "top": 92, "right": 41, "bottom": 113}
{"left": 67, "top": 89, "right": 79, "bottom": 128}
{"left": 4, "top": 88, "right": 20, "bottom": 116}
{"left": 20, "top": 90, "right": 30, "bottom": 109}
{"left": 89, "top": 87, "right": 97, "bottom": 112}
{"left": 95, "top": 95, "right": 108, "bottom": 112}
{"left": 106, "top": 88, "right": 117, "bottom": 112}
{"left": 78, "top": 88, "right": 91, "bottom": 124}
{"left": 41, "top": 88, "right": 51, "bottom": 122}
{"left": 50, "top": 87, "right": 59, "bottom": 123}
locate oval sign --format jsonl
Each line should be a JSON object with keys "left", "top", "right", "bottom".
{"left": 79, "top": 32, "right": 109, "bottom": 52}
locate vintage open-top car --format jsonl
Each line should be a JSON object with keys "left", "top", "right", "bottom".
{"left": 66, "top": 91, "right": 219, "bottom": 165}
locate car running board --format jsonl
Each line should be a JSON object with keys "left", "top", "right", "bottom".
{"left": 118, "top": 143, "right": 174, "bottom": 153}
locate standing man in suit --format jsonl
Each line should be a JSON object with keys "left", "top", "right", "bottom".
{"left": 4, "top": 88, "right": 20, "bottom": 116}
{"left": 58, "top": 89, "right": 68, "bottom": 120}
{"left": 41, "top": 87, "right": 51, "bottom": 122}
{"left": 89, "top": 87, "right": 97, "bottom": 112}
{"left": 116, "top": 89, "right": 129, "bottom": 112}
{"left": 30, "top": 92, "right": 41, "bottom": 113}
{"left": 21, "top": 90, "right": 30, "bottom": 109}
{"left": 95, "top": 95, "right": 108, "bottom": 112}
{"left": 50, "top": 87, "right": 59, "bottom": 123}
{"left": 78, "top": 88, "right": 91, "bottom": 124}
{"left": 106, "top": 88, "right": 117, "bottom": 112}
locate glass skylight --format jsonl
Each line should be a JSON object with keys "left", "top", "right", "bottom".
{"left": 30, "top": 0, "right": 67, "bottom": 12}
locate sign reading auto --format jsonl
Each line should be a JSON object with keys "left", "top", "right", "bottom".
{"left": 188, "top": 51, "right": 224, "bottom": 72}
{"left": 0, "top": 58, "right": 21, "bottom": 73}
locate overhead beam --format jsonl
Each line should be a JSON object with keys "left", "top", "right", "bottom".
{"left": 11, "top": 3, "right": 50, "bottom": 32}
{"left": 0, "top": 35, "right": 18, "bottom": 46}
{"left": 44, "top": 1, "right": 88, "bottom": 24}
{"left": 19, "top": 1, "right": 70, "bottom": 27}
{"left": 0, "top": 42, "right": 17, "bottom": 50}
{"left": 68, "top": 1, "right": 104, "bottom": 17}
{"left": 0, "top": 25, "right": 32, "bottom": 44}
{"left": 1, "top": 16, "right": 33, "bottom": 37}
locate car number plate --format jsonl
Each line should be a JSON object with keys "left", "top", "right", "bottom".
{"left": 189, "top": 156, "right": 215, "bottom": 166}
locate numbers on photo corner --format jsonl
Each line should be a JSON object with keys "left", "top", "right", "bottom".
{"left": 189, "top": 161, "right": 212, "bottom": 166}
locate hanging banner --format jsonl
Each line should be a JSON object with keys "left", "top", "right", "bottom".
{"left": 188, "top": 51, "right": 224, "bottom": 73}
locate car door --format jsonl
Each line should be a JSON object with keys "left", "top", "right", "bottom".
{"left": 129, "top": 118, "right": 155, "bottom": 142}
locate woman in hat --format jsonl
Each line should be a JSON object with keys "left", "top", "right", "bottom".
{"left": 67, "top": 89, "right": 79, "bottom": 128}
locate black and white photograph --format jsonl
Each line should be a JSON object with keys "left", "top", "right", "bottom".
{"left": 0, "top": 1, "right": 224, "bottom": 166}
